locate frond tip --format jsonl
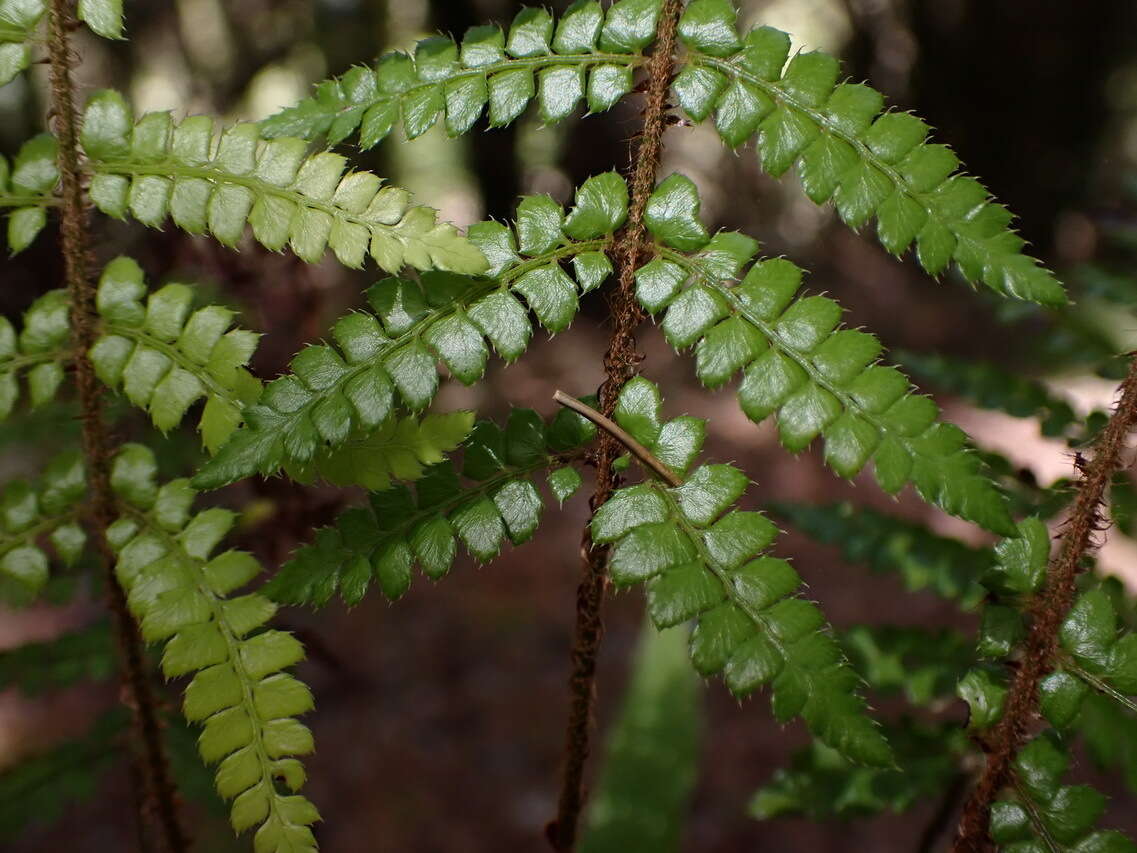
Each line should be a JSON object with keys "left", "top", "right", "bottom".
{"left": 107, "top": 444, "right": 320, "bottom": 853}
{"left": 79, "top": 90, "right": 487, "bottom": 276}
{"left": 594, "top": 376, "right": 892, "bottom": 767}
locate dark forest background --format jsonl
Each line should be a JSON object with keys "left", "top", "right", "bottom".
{"left": 3, "top": 0, "right": 1137, "bottom": 850}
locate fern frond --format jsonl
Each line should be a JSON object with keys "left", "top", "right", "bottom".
{"left": 90, "top": 256, "right": 264, "bottom": 452}
{"left": 750, "top": 721, "right": 967, "bottom": 821}
{"left": 638, "top": 173, "right": 1015, "bottom": 534}
{"left": 0, "top": 708, "right": 127, "bottom": 842}
{"left": 79, "top": 90, "right": 487, "bottom": 275}
{"left": 0, "top": 289, "right": 71, "bottom": 420}
{"left": 899, "top": 349, "right": 1086, "bottom": 441}
{"left": 77, "top": 0, "right": 122, "bottom": 40}
{"left": 0, "top": 451, "right": 86, "bottom": 606}
{"left": 579, "top": 621, "right": 701, "bottom": 853}
{"left": 594, "top": 376, "right": 891, "bottom": 766}
{"left": 988, "top": 730, "right": 1134, "bottom": 851}
{"left": 260, "top": 0, "right": 663, "bottom": 147}
{"left": 194, "top": 174, "right": 624, "bottom": 489}
{"left": 0, "top": 133, "right": 59, "bottom": 253}
{"left": 1079, "top": 693, "right": 1137, "bottom": 796}
{"left": 843, "top": 625, "right": 974, "bottom": 707}
{"left": 674, "top": 2, "right": 1065, "bottom": 306}
{"left": 0, "top": 0, "right": 45, "bottom": 87}
{"left": 771, "top": 502, "right": 989, "bottom": 606}
{"left": 265, "top": 405, "right": 595, "bottom": 606}
{"left": 0, "top": 620, "right": 114, "bottom": 694}
{"left": 107, "top": 444, "right": 320, "bottom": 852}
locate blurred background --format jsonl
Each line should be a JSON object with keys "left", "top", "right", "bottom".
{"left": 3, "top": 0, "right": 1137, "bottom": 850}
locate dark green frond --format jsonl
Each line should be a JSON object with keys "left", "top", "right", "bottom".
{"left": 0, "top": 289, "right": 71, "bottom": 422}
{"left": 0, "top": 620, "right": 114, "bottom": 695}
{"left": 0, "top": 133, "right": 58, "bottom": 252}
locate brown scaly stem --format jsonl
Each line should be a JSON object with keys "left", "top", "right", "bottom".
{"left": 545, "top": 2, "right": 682, "bottom": 849}
{"left": 954, "top": 356, "right": 1137, "bottom": 852}
{"left": 45, "top": 3, "right": 188, "bottom": 851}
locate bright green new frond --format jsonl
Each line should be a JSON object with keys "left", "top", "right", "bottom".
{"left": 0, "top": 451, "right": 86, "bottom": 606}
{"left": 0, "top": 0, "right": 45, "bottom": 86}
{"left": 675, "top": 6, "right": 1065, "bottom": 306}
{"left": 260, "top": 0, "right": 661, "bottom": 147}
{"left": 106, "top": 444, "right": 320, "bottom": 852}
{"left": 194, "top": 176, "right": 623, "bottom": 489}
{"left": 989, "top": 730, "right": 1134, "bottom": 851}
{"left": 90, "top": 256, "right": 263, "bottom": 452}
{"left": 0, "top": 289, "right": 71, "bottom": 420}
{"left": 899, "top": 349, "right": 1087, "bottom": 442}
{"left": 0, "top": 708, "right": 126, "bottom": 842}
{"left": 0, "top": 620, "right": 114, "bottom": 694}
{"left": 750, "top": 721, "right": 967, "bottom": 822}
{"left": 594, "top": 376, "right": 891, "bottom": 766}
{"left": 771, "top": 502, "right": 990, "bottom": 606}
{"left": 637, "top": 174, "right": 1015, "bottom": 535}
{"left": 579, "top": 621, "right": 701, "bottom": 853}
{"left": 0, "top": 133, "right": 59, "bottom": 253}
{"left": 265, "top": 405, "right": 595, "bottom": 606}
{"left": 80, "top": 90, "right": 487, "bottom": 275}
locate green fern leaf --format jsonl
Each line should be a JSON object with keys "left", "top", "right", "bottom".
{"left": 579, "top": 621, "right": 701, "bottom": 853}
{"left": 79, "top": 90, "right": 486, "bottom": 275}
{"left": 989, "top": 731, "right": 1134, "bottom": 850}
{"left": 0, "top": 289, "right": 71, "bottom": 420}
{"left": 106, "top": 444, "right": 320, "bottom": 852}
{"left": 194, "top": 178, "right": 622, "bottom": 489}
{"left": 679, "top": 21, "right": 1066, "bottom": 306}
{"left": 90, "top": 256, "right": 263, "bottom": 452}
{"left": 637, "top": 175, "right": 1015, "bottom": 534}
{"left": 266, "top": 405, "right": 595, "bottom": 606}
{"left": 0, "top": 451, "right": 87, "bottom": 606}
{"left": 0, "top": 133, "right": 58, "bottom": 253}
{"left": 771, "top": 502, "right": 990, "bottom": 606}
{"left": 594, "top": 377, "right": 892, "bottom": 766}
{"left": 260, "top": 1, "right": 659, "bottom": 147}
{"left": 0, "top": 0, "right": 45, "bottom": 86}
{"left": 0, "top": 620, "right": 114, "bottom": 694}
{"left": 77, "top": 0, "right": 122, "bottom": 40}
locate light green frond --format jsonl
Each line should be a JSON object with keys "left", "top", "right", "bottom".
{"left": 107, "top": 444, "right": 319, "bottom": 853}
{"left": 0, "top": 288, "right": 71, "bottom": 420}
{"left": 674, "top": 4, "right": 1065, "bottom": 306}
{"left": 0, "top": 0, "right": 46, "bottom": 86}
{"left": 0, "top": 451, "right": 87, "bottom": 607}
{"left": 80, "top": 90, "right": 487, "bottom": 275}
{"left": 260, "top": 0, "right": 661, "bottom": 147}
{"left": 0, "top": 134, "right": 59, "bottom": 253}
{"left": 637, "top": 174, "right": 1015, "bottom": 535}
{"left": 594, "top": 376, "right": 892, "bottom": 767}
{"left": 90, "top": 256, "right": 263, "bottom": 452}
{"left": 265, "top": 405, "right": 595, "bottom": 607}
{"left": 193, "top": 175, "right": 624, "bottom": 489}
{"left": 77, "top": 0, "right": 122, "bottom": 40}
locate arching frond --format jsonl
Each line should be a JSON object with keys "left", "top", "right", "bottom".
{"left": 107, "top": 444, "right": 319, "bottom": 852}
{"left": 261, "top": 0, "right": 661, "bottom": 147}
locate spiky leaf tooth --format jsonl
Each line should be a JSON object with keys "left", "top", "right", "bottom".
{"left": 0, "top": 289, "right": 71, "bottom": 421}
{"left": 898, "top": 349, "right": 1085, "bottom": 440}
{"left": 195, "top": 179, "right": 622, "bottom": 489}
{"left": 0, "top": 0, "right": 46, "bottom": 87}
{"left": 0, "top": 620, "right": 114, "bottom": 695}
{"left": 578, "top": 622, "right": 701, "bottom": 853}
{"left": 676, "top": 20, "right": 1065, "bottom": 306}
{"left": 0, "top": 451, "right": 87, "bottom": 607}
{"left": 0, "top": 134, "right": 58, "bottom": 253}
{"left": 774, "top": 502, "right": 991, "bottom": 606}
{"left": 635, "top": 180, "right": 1015, "bottom": 534}
{"left": 79, "top": 90, "right": 486, "bottom": 275}
{"left": 90, "top": 256, "right": 263, "bottom": 452}
{"left": 750, "top": 721, "right": 968, "bottom": 821}
{"left": 266, "top": 405, "right": 595, "bottom": 607}
{"left": 260, "top": 0, "right": 660, "bottom": 147}
{"left": 593, "top": 377, "right": 891, "bottom": 766}
{"left": 0, "top": 708, "right": 127, "bottom": 842}
{"left": 988, "top": 731, "right": 1134, "bottom": 850}
{"left": 106, "top": 444, "right": 319, "bottom": 852}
